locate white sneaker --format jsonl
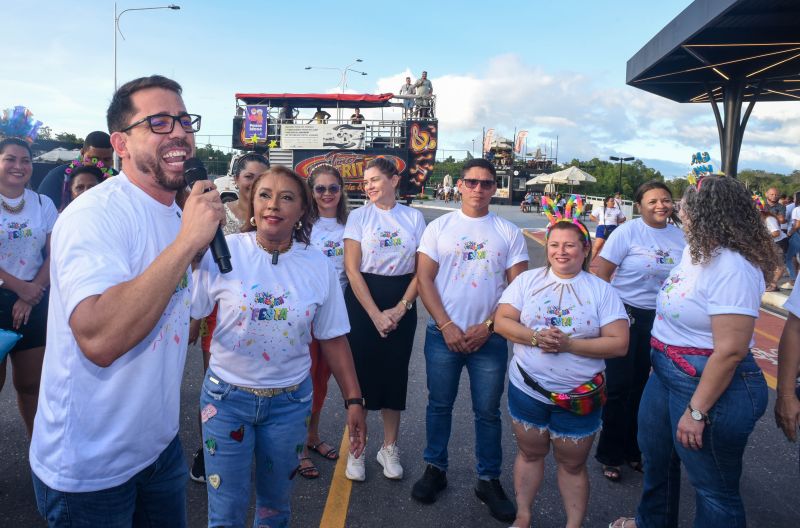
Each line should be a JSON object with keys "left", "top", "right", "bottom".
{"left": 377, "top": 443, "right": 403, "bottom": 480}
{"left": 345, "top": 452, "right": 366, "bottom": 482}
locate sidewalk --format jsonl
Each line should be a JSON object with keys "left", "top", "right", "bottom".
{"left": 411, "top": 198, "right": 791, "bottom": 315}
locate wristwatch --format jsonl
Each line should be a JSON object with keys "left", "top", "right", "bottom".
{"left": 530, "top": 331, "right": 538, "bottom": 347}
{"left": 399, "top": 299, "right": 413, "bottom": 311}
{"left": 484, "top": 318, "right": 494, "bottom": 334}
{"left": 344, "top": 397, "right": 365, "bottom": 409}
{"left": 687, "top": 404, "right": 711, "bottom": 424}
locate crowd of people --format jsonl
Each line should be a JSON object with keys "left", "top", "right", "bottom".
{"left": 0, "top": 73, "right": 799, "bottom": 528}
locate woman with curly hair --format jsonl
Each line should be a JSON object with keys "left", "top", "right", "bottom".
{"left": 611, "top": 176, "right": 778, "bottom": 528}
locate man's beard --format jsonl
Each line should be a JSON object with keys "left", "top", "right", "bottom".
{"left": 134, "top": 140, "right": 193, "bottom": 191}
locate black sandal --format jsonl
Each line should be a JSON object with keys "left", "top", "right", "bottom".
{"left": 297, "top": 457, "right": 320, "bottom": 479}
{"left": 307, "top": 441, "right": 339, "bottom": 461}
{"left": 602, "top": 465, "right": 622, "bottom": 482}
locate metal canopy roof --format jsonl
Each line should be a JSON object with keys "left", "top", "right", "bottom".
{"left": 627, "top": 0, "right": 800, "bottom": 103}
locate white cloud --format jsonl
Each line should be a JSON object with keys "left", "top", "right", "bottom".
{"left": 370, "top": 54, "right": 799, "bottom": 177}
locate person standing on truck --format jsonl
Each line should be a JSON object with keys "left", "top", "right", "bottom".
{"left": 399, "top": 76, "right": 415, "bottom": 118}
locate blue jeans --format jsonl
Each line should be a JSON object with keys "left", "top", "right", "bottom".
{"left": 32, "top": 435, "right": 187, "bottom": 528}
{"left": 423, "top": 322, "right": 507, "bottom": 478}
{"left": 636, "top": 348, "right": 767, "bottom": 528}
{"left": 785, "top": 232, "right": 800, "bottom": 280}
{"left": 201, "top": 369, "right": 312, "bottom": 528}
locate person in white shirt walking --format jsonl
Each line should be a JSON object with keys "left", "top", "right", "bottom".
{"left": 411, "top": 159, "right": 528, "bottom": 523}
{"left": 30, "top": 75, "right": 223, "bottom": 527}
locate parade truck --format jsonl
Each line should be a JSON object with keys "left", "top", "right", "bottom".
{"left": 230, "top": 92, "right": 437, "bottom": 204}
{"left": 485, "top": 134, "right": 556, "bottom": 205}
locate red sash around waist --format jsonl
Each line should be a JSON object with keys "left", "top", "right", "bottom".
{"left": 650, "top": 336, "right": 713, "bottom": 377}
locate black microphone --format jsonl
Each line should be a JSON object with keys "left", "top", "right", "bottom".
{"left": 183, "top": 157, "right": 233, "bottom": 274}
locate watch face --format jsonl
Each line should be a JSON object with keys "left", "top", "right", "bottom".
{"left": 691, "top": 409, "right": 703, "bottom": 421}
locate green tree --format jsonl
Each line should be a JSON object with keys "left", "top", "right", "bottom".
{"left": 37, "top": 125, "right": 53, "bottom": 140}
{"left": 196, "top": 143, "right": 233, "bottom": 176}
{"left": 55, "top": 132, "right": 83, "bottom": 144}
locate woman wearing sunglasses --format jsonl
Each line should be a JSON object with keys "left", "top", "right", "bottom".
{"left": 298, "top": 165, "right": 349, "bottom": 478}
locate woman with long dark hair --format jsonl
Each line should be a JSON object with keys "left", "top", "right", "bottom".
{"left": 593, "top": 181, "right": 685, "bottom": 482}
{"left": 612, "top": 176, "right": 778, "bottom": 527}
{"left": 298, "top": 165, "right": 350, "bottom": 478}
{"left": 192, "top": 166, "right": 365, "bottom": 526}
{"left": 0, "top": 137, "right": 58, "bottom": 437}
{"left": 590, "top": 195, "right": 626, "bottom": 256}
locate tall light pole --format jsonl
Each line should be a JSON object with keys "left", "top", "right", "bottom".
{"left": 114, "top": 3, "right": 181, "bottom": 90}
{"left": 609, "top": 155, "right": 634, "bottom": 194}
{"left": 304, "top": 59, "right": 368, "bottom": 93}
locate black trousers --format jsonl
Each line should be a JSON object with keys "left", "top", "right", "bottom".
{"left": 595, "top": 304, "right": 655, "bottom": 466}
{"left": 344, "top": 273, "right": 417, "bottom": 411}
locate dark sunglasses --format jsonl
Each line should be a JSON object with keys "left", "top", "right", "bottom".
{"left": 462, "top": 178, "right": 496, "bottom": 190}
{"left": 120, "top": 113, "right": 201, "bottom": 134}
{"left": 314, "top": 184, "right": 341, "bottom": 195}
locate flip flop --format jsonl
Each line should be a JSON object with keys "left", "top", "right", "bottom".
{"left": 602, "top": 465, "right": 622, "bottom": 482}
{"left": 297, "top": 457, "right": 320, "bottom": 479}
{"left": 608, "top": 518, "right": 636, "bottom": 528}
{"left": 627, "top": 460, "right": 644, "bottom": 473}
{"left": 307, "top": 441, "right": 339, "bottom": 460}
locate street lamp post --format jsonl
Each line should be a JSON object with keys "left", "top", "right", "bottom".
{"left": 304, "top": 59, "right": 368, "bottom": 93}
{"left": 609, "top": 155, "right": 634, "bottom": 195}
{"left": 114, "top": 3, "right": 181, "bottom": 90}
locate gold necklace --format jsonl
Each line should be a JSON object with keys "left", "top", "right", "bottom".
{"left": 1, "top": 196, "right": 25, "bottom": 214}
{"left": 256, "top": 236, "right": 294, "bottom": 265}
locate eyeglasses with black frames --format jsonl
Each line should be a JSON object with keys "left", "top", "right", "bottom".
{"left": 120, "top": 113, "right": 201, "bottom": 134}
{"left": 461, "top": 178, "right": 496, "bottom": 190}
{"left": 314, "top": 184, "right": 342, "bottom": 195}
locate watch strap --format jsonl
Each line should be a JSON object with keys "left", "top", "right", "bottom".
{"left": 344, "top": 397, "right": 365, "bottom": 409}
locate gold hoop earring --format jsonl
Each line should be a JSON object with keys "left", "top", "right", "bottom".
{"left": 250, "top": 217, "right": 256, "bottom": 226}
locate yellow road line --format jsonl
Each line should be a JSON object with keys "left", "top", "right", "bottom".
{"left": 764, "top": 371, "right": 777, "bottom": 390}
{"left": 522, "top": 229, "right": 544, "bottom": 246}
{"left": 754, "top": 327, "right": 781, "bottom": 343}
{"left": 319, "top": 426, "right": 352, "bottom": 528}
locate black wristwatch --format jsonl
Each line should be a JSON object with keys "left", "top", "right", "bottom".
{"left": 344, "top": 397, "right": 365, "bottom": 409}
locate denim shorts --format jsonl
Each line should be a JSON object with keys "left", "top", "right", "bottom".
{"left": 507, "top": 382, "right": 602, "bottom": 441}
{"left": 595, "top": 225, "right": 618, "bottom": 240}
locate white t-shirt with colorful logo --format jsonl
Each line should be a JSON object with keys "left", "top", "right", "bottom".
{"left": 0, "top": 189, "right": 57, "bottom": 280}
{"left": 310, "top": 217, "right": 347, "bottom": 290}
{"left": 499, "top": 267, "right": 628, "bottom": 404}
{"left": 417, "top": 210, "right": 528, "bottom": 330}
{"left": 343, "top": 202, "right": 425, "bottom": 276}
{"left": 600, "top": 218, "right": 686, "bottom": 310}
{"left": 191, "top": 233, "right": 350, "bottom": 389}
{"left": 30, "top": 173, "right": 190, "bottom": 493}
{"left": 652, "top": 246, "right": 763, "bottom": 349}
{"left": 593, "top": 206, "right": 625, "bottom": 226}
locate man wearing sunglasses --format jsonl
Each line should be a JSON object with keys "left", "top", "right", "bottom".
{"left": 412, "top": 158, "right": 528, "bottom": 522}
{"left": 30, "top": 75, "right": 223, "bottom": 527}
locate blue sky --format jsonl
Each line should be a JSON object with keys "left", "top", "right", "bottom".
{"left": 3, "top": 0, "right": 798, "bottom": 177}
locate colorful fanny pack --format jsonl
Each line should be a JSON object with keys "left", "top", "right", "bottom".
{"left": 517, "top": 365, "right": 606, "bottom": 415}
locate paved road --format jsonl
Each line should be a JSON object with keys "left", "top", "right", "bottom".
{"left": 1, "top": 201, "right": 798, "bottom": 527}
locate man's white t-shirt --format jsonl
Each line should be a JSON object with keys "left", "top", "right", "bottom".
{"left": 600, "top": 218, "right": 686, "bottom": 310}
{"left": 765, "top": 215, "right": 787, "bottom": 242}
{"left": 310, "top": 217, "right": 347, "bottom": 290}
{"left": 499, "top": 268, "right": 627, "bottom": 404}
{"left": 592, "top": 206, "right": 625, "bottom": 226}
{"left": 343, "top": 202, "right": 425, "bottom": 276}
{"left": 417, "top": 210, "right": 527, "bottom": 329}
{"left": 192, "top": 233, "right": 350, "bottom": 388}
{"left": 30, "top": 173, "right": 190, "bottom": 492}
{"left": 0, "top": 189, "right": 58, "bottom": 280}
{"left": 652, "top": 246, "right": 763, "bottom": 349}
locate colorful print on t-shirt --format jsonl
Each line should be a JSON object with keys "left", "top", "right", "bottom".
{"left": 657, "top": 271, "right": 692, "bottom": 321}
{"left": 379, "top": 229, "right": 403, "bottom": 247}
{"left": 322, "top": 239, "right": 343, "bottom": 257}
{"left": 5, "top": 221, "right": 32, "bottom": 239}
{"left": 462, "top": 240, "right": 487, "bottom": 261}
{"left": 251, "top": 291, "right": 290, "bottom": 321}
{"left": 654, "top": 248, "right": 676, "bottom": 265}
